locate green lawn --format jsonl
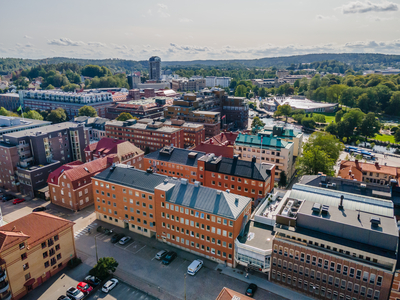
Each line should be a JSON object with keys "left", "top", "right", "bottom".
{"left": 373, "top": 134, "right": 396, "bottom": 143}
{"left": 324, "top": 115, "right": 336, "bottom": 124}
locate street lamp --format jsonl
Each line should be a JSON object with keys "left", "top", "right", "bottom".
{"left": 94, "top": 235, "right": 98, "bottom": 263}
{"left": 184, "top": 273, "right": 187, "bottom": 300}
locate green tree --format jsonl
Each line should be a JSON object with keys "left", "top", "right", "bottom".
{"left": 274, "top": 104, "right": 292, "bottom": 122}
{"left": 301, "top": 117, "right": 316, "bottom": 129}
{"left": 62, "top": 83, "right": 80, "bottom": 92}
{"left": 386, "top": 92, "right": 400, "bottom": 116}
{"left": 360, "top": 112, "right": 380, "bottom": 140}
{"left": 235, "top": 85, "right": 247, "bottom": 97}
{"left": 78, "top": 105, "right": 98, "bottom": 117}
{"left": 45, "top": 84, "right": 55, "bottom": 90}
{"left": 305, "top": 132, "right": 343, "bottom": 162}
{"left": 251, "top": 116, "right": 265, "bottom": 129}
{"left": 23, "top": 110, "right": 44, "bottom": 120}
{"left": 312, "top": 114, "right": 326, "bottom": 123}
{"left": 116, "top": 112, "right": 134, "bottom": 121}
{"left": 296, "top": 146, "right": 335, "bottom": 176}
{"left": 259, "top": 87, "right": 267, "bottom": 98}
{"left": 343, "top": 108, "right": 365, "bottom": 130}
{"left": 395, "top": 130, "right": 400, "bottom": 143}
{"left": 0, "top": 107, "right": 9, "bottom": 116}
{"left": 325, "top": 123, "right": 338, "bottom": 136}
{"left": 89, "top": 257, "right": 118, "bottom": 280}
{"left": 335, "top": 110, "right": 344, "bottom": 123}
{"left": 278, "top": 171, "right": 287, "bottom": 188}
{"left": 47, "top": 108, "right": 67, "bottom": 124}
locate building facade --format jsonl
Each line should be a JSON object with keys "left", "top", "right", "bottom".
{"left": 0, "top": 213, "right": 75, "bottom": 300}
{"left": 221, "top": 96, "right": 249, "bottom": 129}
{"left": 149, "top": 56, "right": 161, "bottom": 81}
{"left": 19, "top": 90, "right": 114, "bottom": 118}
{"left": 0, "top": 122, "right": 88, "bottom": 196}
{"left": 105, "top": 119, "right": 184, "bottom": 152}
{"left": 0, "top": 117, "right": 50, "bottom": 137}
{"left": 234, "top": 132, "right": 295, "bottom": 180}
{"left": 0, "top": 93, "right": 20, "bottom": 111}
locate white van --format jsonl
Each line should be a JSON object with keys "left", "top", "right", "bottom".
{"left": 187, "top": 259, "right": 203, "bottom": 275}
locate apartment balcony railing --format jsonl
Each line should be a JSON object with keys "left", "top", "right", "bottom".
{"left": 0, "top": 281, "right": 9, "bottom": 294}
{"left": 0, "top": 292, "right": 11, "bottom": 300}
{"left": 0, "top": 270, "right": 6, "bottom": 283}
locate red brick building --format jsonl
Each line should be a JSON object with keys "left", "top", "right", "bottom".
{"left": 193, "top": 131, "right": 239, "bottom": 158}
{"left": 84, "top": 137, "right": 144, "bottom": 169}
{"left": 144, "top": 147, "right": 275, "bottom": 205}
{"left": 48, "top": 138, "right": 144, "bottom": 211}
{"left": 105, "top": 119, "right": 184, "bottom": 152}
{"left": 389, "top": 270, "right": 400, "bottom": 300}
{"left": 92, "top": 164, "right": 252, "bottom": 266}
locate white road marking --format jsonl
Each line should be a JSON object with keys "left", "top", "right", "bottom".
{"left": 133, "top": 245, "right": 146, "bottom": 254}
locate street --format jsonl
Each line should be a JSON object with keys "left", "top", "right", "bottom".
{"left": 2, "top": 198, "right": 287, "bottom": 300}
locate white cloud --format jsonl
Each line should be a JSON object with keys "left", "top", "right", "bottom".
{"left": 339, "top": 1, "right": 399, "bottom": 14}
{"left": 24, "top": 35, "right": 33, "bottom": 39}
{"left": 157, "top": 3, "right": 170, "bottom": 17}
{"left": 315, "top": 15, "right": 338, "bottom": 20}
{"left": 47, "top": 38, "right": 86, "bottom": 46}
{"left": 179, "top": 18, "right": 193, "bottom": 23}
{"left": 88, "top": 42, "right": 107, "bottom": 47}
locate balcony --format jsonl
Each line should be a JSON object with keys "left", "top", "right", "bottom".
{"left": 0, "top": 292, "right": 11, "bottom": 300}
{"left": 0, "top": 270, "right": 6, "bottom": 283}
{"left": 0, "top": 281, "right": 9, "bottom": 294}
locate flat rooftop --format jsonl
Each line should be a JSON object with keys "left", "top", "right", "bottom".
{"left": 3, "top": 122, "right": 80, "bottom": 138}
{"left": 237, "top": 221, "right": 274, "bottom": 251}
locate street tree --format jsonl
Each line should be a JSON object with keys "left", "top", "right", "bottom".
{"left": 251, "top": 116, "right": 265, "bottom": 129}
{"left": 305, "top": 132, "right": 343, "bottom": 162}
{"left": 296, "top": 146, "right": 335, "bottom": 176}
{"left": 335, "top": 110, "right": 344, "bottom": 123}
{"left": 78, "top": 105, "right": 98, "bottom": 117}
{"left": 116, "top": 112, "right": 134, "bottom": 121}
{"left": 360, "top": 112, "right": 380, "bottom": 140}
{"left": 89, "top": 257, "right": 118, "bottom": 280}
{"left": 274, "top": 104, "right": 292, "bottom": 122}
{"left": 47, "top": 108, "right": 67, "bottom": 124}
{"left": 23, "top": 110, "right": 44, "bottom": 120}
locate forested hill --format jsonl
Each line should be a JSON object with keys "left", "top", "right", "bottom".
{"left": 1, "top": 53, "right": 400, "bottom": 75}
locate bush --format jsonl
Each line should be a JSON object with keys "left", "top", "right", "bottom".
{"left": 68, "top": 257, "right": 82, "bottom": 268}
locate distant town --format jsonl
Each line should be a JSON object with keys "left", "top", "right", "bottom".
{"left": 0, "top": 54, "right": 399, "bottom": 300}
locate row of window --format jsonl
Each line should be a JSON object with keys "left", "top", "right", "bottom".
{"left": 162, "top": 222, "right": 234, "bottom": 245}
{"left": 161, "top": 202, "right": 234, "bottom": 226}
{"left": 102, "top": 214, "right": 155, "bottom": 227}
{"left": 272, "top": 270, "right": 381, "bottom": 300}
{"left": 210, "top": 181, "right": 262, "bottom": 195}
{"left": 97, "top": 198, "right": 153, "bottom": 210}
{"left": 163, "top": 232, "right": 232, "bottom": 260}
{"left": 273, "top": 257, "right": 383, "bottom": 286}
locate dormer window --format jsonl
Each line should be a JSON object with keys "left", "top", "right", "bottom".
{"left": 19, "top": 242, "right": 25, "bottom": 250}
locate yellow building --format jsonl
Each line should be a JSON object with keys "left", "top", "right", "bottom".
{"left": 0, "top": 212, "right": 75, "bottom": 300}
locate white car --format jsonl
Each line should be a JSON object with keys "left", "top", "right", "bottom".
{"left": 102, "top": 278, "right": 118, "bottom": 293}
{"left": 187, "top": 259, "right": 203, "bottom": 275}
{"left": 118, "top": 236, "right": 132, "bottom": 245}
{"left": 155, "top": 250, "right": 168, "bottom": 260}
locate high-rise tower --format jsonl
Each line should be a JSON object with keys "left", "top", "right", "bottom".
{"left": 149, "top": 56, "right": 161, "bottom": 81}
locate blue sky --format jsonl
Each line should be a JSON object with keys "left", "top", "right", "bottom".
{"left": 1, "top": 0, "right": 400, "bottom": 61}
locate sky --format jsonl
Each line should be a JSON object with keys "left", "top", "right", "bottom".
{"left": 1, "top": 0, "right": 400, "bottom": 61}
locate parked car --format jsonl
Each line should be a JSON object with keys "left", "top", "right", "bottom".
{"left": 84, "top": 275, "right": 101, "bottom": 287}
{"left": 32, "top": 206, "right": 46, "bottom": 212}
{"left": 97, "top": 226, "right": 104, "bottom": 232}
{"left": 118, "top": 236, "right": 132, "bottom": 245}
{"left": 104, "top": 228, "right": 113, "bottom": 235}
{"left": 12, "top": 198, "right": 25, "bottom": 205}
{"left": 57, "top": 296, "right": 72, "bottom": 300}
{"left": 111, "top": 233, "right": 124, "bottom": 243}
{"left": 187, "top": 259, "right": 203, "bottom": 275}
{"left": 102, "top": 278, "right": 118, "bottom": 293}
{"left": 245, "top": 283, "right": 258, "bottom": 297}
{"left": 2, "top": 194, "right": 13, "bottom": 202}
{"left": 155, "top": 250, "right": 168, "bottom": 260}
{"left": 66, "top": 287, "right": 85, "bottom": 300}
{"left": 77, "top": 282, "right": 93, "bottom": 294}
{"left": 162, "top": 251, "right": 177, "bottom": 265}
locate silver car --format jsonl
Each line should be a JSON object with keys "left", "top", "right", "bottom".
{"left": 118, "top": 236, "right": 132, "bottom": 245}
{"left": 155, "top": 250, "right": 168, "bottom": 260}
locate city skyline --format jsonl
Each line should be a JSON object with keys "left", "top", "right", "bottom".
{"left": 1, "top": 0, "right": 400, "bottom": 61}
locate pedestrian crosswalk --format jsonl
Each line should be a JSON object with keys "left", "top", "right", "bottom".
{"left": 74, "top": 223, "right": 97, "bottom": 238}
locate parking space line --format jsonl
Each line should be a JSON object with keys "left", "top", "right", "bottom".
{"left": 175, "top": 260, "right": 186, "bottom": 271}
{"left": 134, "top": 245, "right": 146, "bottom": 254}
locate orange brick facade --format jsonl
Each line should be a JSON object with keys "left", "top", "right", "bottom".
{"left": 155, "top": 187, "right": 251, "bottom": 267}
{"left": 93, "top": 179, "right": 157, "bottom": 237}
{"left": 389, "top": 270, "right": 400, "bottom": 300}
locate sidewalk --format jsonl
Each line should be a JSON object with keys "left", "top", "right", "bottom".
{"left": 217, "top": 264, "right": 313, "bottom": 300}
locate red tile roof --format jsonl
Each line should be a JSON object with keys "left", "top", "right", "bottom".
{"left": 193, "top": 144, "right": 234, "bottom": 158}
{"left": 0, "top": 212, "right": 74, "bottom": 252}
{"left": 85, "top": 138, "right": 143, "bottom": 158}
{"left": 339, "top": 160, "right": 399, "bottom": 179}
{"left": 48, "top": 157, "right": 110, "bottom": 188}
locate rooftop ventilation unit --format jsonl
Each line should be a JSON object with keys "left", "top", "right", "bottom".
{"left": 181, "top": 178, "right": 188, "bottom": 185}
{"left": 226, "top": 189, "right": 230, "bottom": 193}
{"left": 360, "top": 183, "right": 367, "bottom": 189}
{"left": 321, "top": 205, "right": 329, "bottom": 215}
{"left": 370, "top": 216, "right": 381, "bottom": 226}
{"left": 312, "top": 203, "right": 322, "bottom": 213}
{"left": 194, "top": 181, "right": 200, "bottom": 187}
{"left": 84, "top": 167, "right": 90, "bottom": 173}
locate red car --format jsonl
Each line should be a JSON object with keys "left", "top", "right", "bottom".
{"left": 12, "top": 198, "right": 25, "bottom": 205}
{"left": 77, "top": 282, "right": 93, "bottom": 294}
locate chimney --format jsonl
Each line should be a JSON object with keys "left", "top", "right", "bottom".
{"left": 233, "top": 154, "right": 239, "bottom": 161}
{"left": 235, "top": 197, "right": 239, "bottom": 206}
{"left": 146, "top": 168, "right": 153, "bottom": 174}
{"left": 339, "top": 195, "right": 344, "bottom": 210}
{"left": 375, "top": 162, "right": 379, "bottom": 169}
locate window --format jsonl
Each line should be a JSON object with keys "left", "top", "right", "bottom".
{"left": 356, "top": 269, "right": 361, "bottom": 280}
{"left": 55, "top": 244, "right": 60, "bottom": 251}
{"left": 23, "top": 263, "right": 29, "bottom": 271}
{"left": 51, "top": 257, "right": 57, "bottom": 266}
{"left": 19, "top": 242, "right": 25, "bottom": 250}
{"left": 41, "top": 242, "right": 46, "bottom": 249}
{"left": 363, "top": 271, "right": 369, "bottom": 282}
{"left": 44, "top": 261, "right": 49, "bottom": 268}
{"left": 336, "top": 264, "right": 341, "bottom": 274}
{"left": 57, "top": 253, "right": 62, "bottom": 260}
{"left": 21, "top": 253, "right": 27, "bottom": 260}
{"left": 377, "top": 276, "right": 382, "bottom": 286}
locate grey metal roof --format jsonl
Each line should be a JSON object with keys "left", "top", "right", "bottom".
{"left": 145, "top": 147, "right": 206, "bottom": 167}
{"left": 202, "top": 156, "right": 273, "bottom": 181}
{"left": 94, "top": 165, "right": 167, "bottom": 193}
{"left": 156, "top": 180, "right": 251, "bottom": 219}
{"left": 291, "top": 184, "right": 394, "bottom": 217}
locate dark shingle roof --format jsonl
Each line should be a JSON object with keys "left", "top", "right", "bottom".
{"left": 145, "top": 147, "right": 205, "bottom": 167}
{"left": 157, "top": 180, "right": 251, "bottom": 219}
{"left": 201, "top": 156, "right": 273, "bottom": 181}
{"left": 94, "top": 165, "right": 166, "bottom": 193}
